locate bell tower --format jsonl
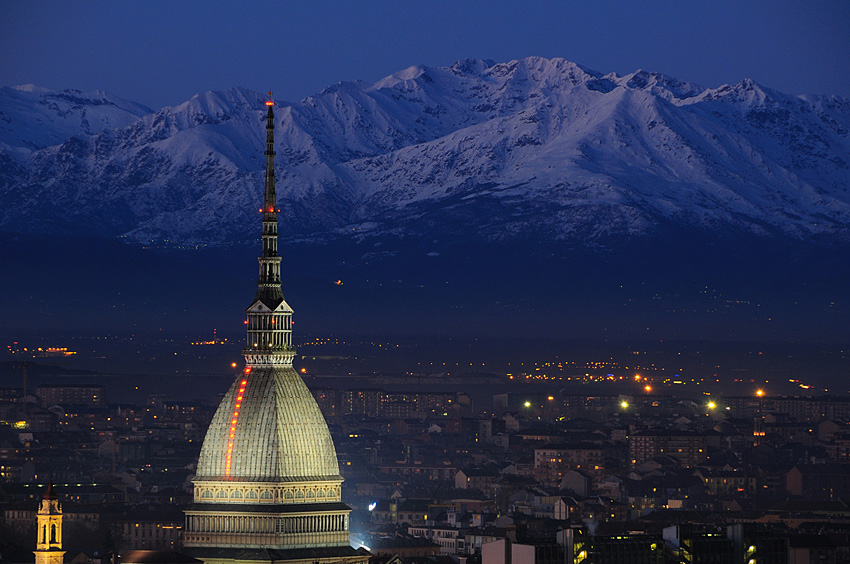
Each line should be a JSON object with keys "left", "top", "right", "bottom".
{"left": 34, "top": 482, "right": 64, "bottom": 564}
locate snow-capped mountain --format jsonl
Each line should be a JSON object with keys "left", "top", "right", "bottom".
{"left": 1, "top": 57, "right": 848, "bottom": 246}
{"left": 0, "top": 85, "right": 152, "bottom": 156}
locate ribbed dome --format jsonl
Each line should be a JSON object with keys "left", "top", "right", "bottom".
{"left": 196, "top": 366, "right": 340, "bottom": 481}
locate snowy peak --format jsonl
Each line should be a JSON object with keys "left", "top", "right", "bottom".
{"left": 143, "top": 87, "right": 268, "bottom": 130}
{"left": 695, "top": 77, "right": 786, "bottom": 108}
{"left": 0, "top": 58, "right": 849, "bottom": 247}
{"left": 372, "top": 64, "right": 431, "bottom": 88}
{"left": 0, "top": 85, "right": 152, "bottom": 155}
{"left": 180, "top": 87, "right": 269, "bottom": 115}
{"left": 10, "top": 84, "right": 53, "bottom": 94}
{"left": 449, "top": 58, "right": 496, "bottom": 76}
{"left": 608, "top": 70, "right": 706, "bottom": 101}
{"left": 486, "top": 57, "right": 599, "bottom": 86}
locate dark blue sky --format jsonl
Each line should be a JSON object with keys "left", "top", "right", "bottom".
{"left": 2, "top": 0, "right": 849, "bottom": 109}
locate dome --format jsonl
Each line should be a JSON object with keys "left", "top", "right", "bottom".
{"left": 196, "top": 366, "right": 340, "bottom": 481}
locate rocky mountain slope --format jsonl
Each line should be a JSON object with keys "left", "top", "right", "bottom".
{"left": 1, "top": 58, "right": 848, "bottom": 246}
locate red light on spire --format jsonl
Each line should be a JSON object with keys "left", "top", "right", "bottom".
{"left": 266, "top": 90, "right": 274, "bottom": 106}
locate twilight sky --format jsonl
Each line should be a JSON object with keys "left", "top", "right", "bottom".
{"left": 2, "top": 0, "right": 849, "bottom": 110}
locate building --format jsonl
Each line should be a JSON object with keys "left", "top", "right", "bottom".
{"left": 34, "top": 482, "right": 64, "bottom": 564}
{"left": 115, "top": 508, "right": 184, "bottom": 551}
{"left": 786, "top": 464, "right": 850, "bottom": 500}
{"left": 35, "top": 384, "right": 105, "bottom": 407}
{"left": 662, "top": 525, "right": 734, "bottom": 563}
{"left": 340, "top": 389, "right": 383, "bottom": 417}
{"left": 482, "top": 538, "right": 565, "bottom": 564}
{"left": 121, "top": 551, "right": 202, "bottom": 564}
{"left": 407, "top": 524, "right": 465, "bottom": 555}
{"left": 181, "top": 97, "right": 369, "bottom": 564}
{"left": 310, "top": 387, "right": 338, "bottom": 418}
{"left": 693, "top": 468, "right": 757, "bottom": 496}
{"left": 726, "top": 524, "right": 789, "bottom": 564}
{"left": 455, "top": 468, "right": 500, "bottom": 491}
{"left": 533, "top": 443, "right": 604, "bottom": 485}
{"left": 628, "top": 430, "right": 708, "bottom": 468}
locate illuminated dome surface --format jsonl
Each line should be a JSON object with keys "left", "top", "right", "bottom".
{"left": 196, "top": 366, "right": 340, "bottom": 481}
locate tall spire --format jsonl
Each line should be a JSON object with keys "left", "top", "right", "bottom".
{"left": 263, "top": 91, "right": 276, "bottom": 220}
{"left": 243, "top": 92, "right": 294, "bottom": 368}
{"left": 254, "top": 92, "right": 283, "bottom": 308}
{"left": 185, "top": 88, "right": 366, "bottom": 564}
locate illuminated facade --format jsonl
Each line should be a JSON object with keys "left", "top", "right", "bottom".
{"left": 34, "top": 483, "right": 64, "bottom": 564}
{"left": 183, "top": 98, "right": 368, "bottom": 564}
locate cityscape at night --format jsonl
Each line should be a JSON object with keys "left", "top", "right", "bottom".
{"left": 1, "top": 2, "right": 850, "bottom": 564}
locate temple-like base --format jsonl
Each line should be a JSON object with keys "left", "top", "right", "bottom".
{"left": 182, "top": 545, "right": 370, "bottom": 564}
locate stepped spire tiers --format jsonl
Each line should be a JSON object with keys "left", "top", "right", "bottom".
{"left": 184, "top": 96, "right": 368, "bottom": 564}
{"left": 254, "top": 93, "right": 286, "bottom": 315}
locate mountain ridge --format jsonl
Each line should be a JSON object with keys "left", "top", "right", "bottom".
{"left": 1, "top": 57, "right": 848, "bottom": 247}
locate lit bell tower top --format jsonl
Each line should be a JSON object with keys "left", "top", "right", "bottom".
{"left": 35, "top": 481, "right": 64, "bottom": 564}
{"left": 243, "top": 91, "right": 294, "bottom": 367}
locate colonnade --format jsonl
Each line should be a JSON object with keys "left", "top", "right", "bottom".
{"left": 246, "top": 313, "right": 292, "bottom": 349}
{"left": 187, "top": 512, "right": 348, "bottom": 535}
{"left": 247, "top": 314, "right": 291, "bottom": 331}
